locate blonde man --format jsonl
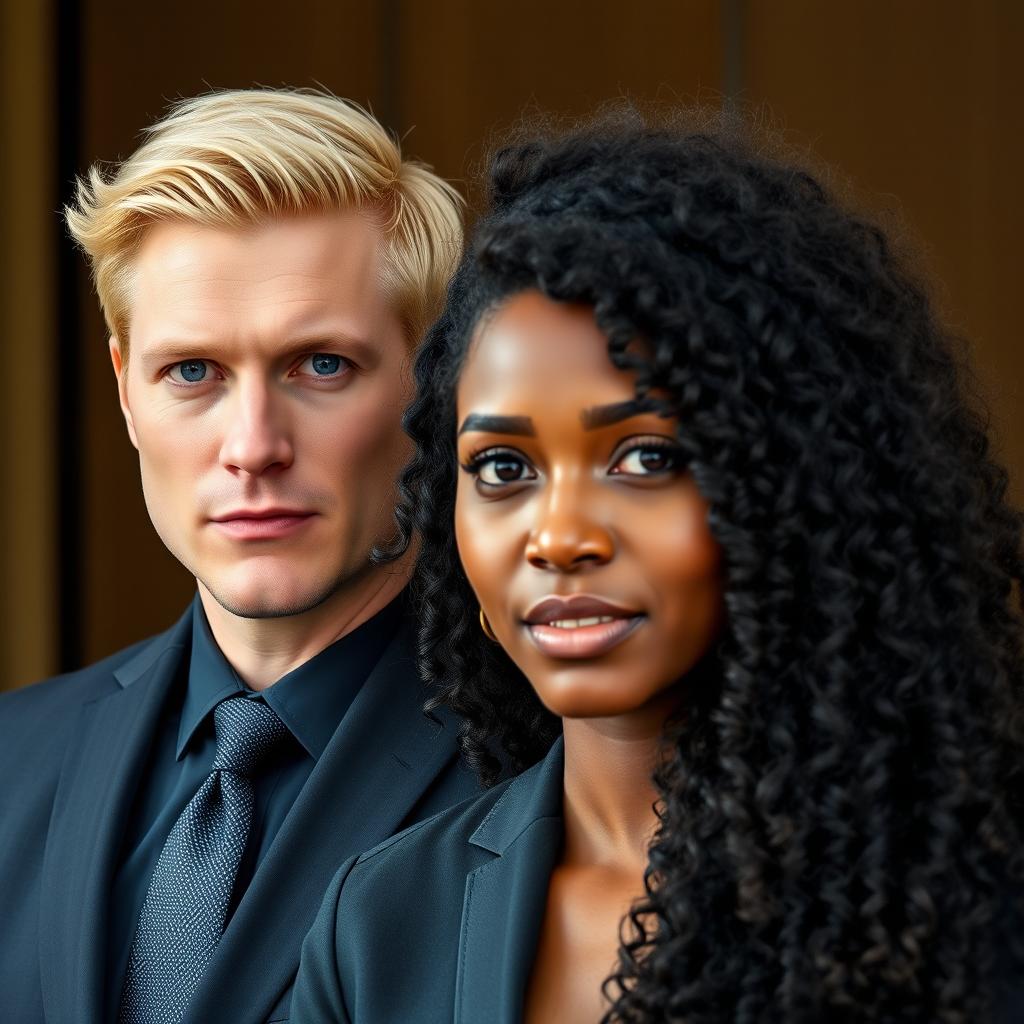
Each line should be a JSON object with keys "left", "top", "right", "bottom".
{"left": 0, "top": 90, "right": 479, "bottom": 1024}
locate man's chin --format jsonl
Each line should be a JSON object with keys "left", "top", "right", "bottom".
{"left": 200, "top": 576, "right": 343, "bottom": 621}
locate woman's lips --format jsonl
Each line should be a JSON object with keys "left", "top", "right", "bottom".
{"left": 525, "top": 614, "right": 644, "bottom": 659}
{"left": 523, "top": 594, "right": 640, "bottom": 625}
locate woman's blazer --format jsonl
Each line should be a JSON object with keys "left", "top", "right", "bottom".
{"left": 293, "top": 731, "right": 1024, "bottom": 1024}
{"left": 291, "top": 737, "right": 565, "bottom": 1024}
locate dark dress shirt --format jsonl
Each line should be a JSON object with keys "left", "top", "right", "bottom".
{"left": 106, "top": 594, "right": 403, "bottom": 1016}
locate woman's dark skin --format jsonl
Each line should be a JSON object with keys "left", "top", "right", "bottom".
{"left": 454, "top": 290, "right": 723, "bottom": 1021}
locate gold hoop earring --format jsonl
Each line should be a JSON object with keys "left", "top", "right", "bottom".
{"left": 479, "top": 608, "right": 498, "bottom": 643}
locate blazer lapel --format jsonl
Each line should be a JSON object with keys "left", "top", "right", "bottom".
{"left": 186, "top": 623, "right": 465, "bottom": 1024}
{"left": 455, "top": 739, "right": 565, "bottom": 1024}
{"left": 38, "top": 611, "right": 191, "bottom": 1024}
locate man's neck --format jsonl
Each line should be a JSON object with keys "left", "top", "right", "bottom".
{"left": 197, "top": 568, "right": 410, "bottom": 691}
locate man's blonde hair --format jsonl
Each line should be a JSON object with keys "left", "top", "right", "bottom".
{"left": 65, "top": 88, "right": 463, "bottom": 352}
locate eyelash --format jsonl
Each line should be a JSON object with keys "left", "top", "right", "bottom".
{"left": 608, "top": 437, "right": 683, "bottom": 476}
{"left": 289, "top": 353, "right": 353, "bottom": 380}
{"left": 162, "top": 353, "right": 352, "bottom": 388}
{"left": 164, "top": 360, "right": 220, "bottom": 387}
{"left": 459, "top": 436, "right": 685, "bottom": 491}
{"left": 460, "top": 447, "right": 536, "bottom": 489}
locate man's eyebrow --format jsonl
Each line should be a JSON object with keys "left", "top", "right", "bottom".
{"left": 457, "top": 413, "right": 536, "bottom": 436}
{"left": 137, "top": 332, "right": 376, "bottom": 370}
{"left": 138, "top": 341, "right": 214, "bottom": 365}
{"left": 581, "top": 398, "right": 662, "bottom": 430}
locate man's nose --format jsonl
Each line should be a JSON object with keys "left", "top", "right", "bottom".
{"left": 218, "top": 378, "right": 294, "bottom": 477}
{"left": 524, "top": 475, "right": 614, "bottom": 572}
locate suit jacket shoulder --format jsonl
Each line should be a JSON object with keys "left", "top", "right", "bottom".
{"left": 1, "top": 632, "right": 160, "bottom": 722}
{"left": 0, "top": 618, "right": 188, "bottom": 812}
{"left": 293, "top": 741, "right": 564, "bottom": 1024}
{"left": 0, "top": 613, "right": 191, "bottom": 1024}
{"left": 1, "top": 622, "right": 167, "bottom": 729}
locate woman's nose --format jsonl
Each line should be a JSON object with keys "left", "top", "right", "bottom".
{"left": 524, "top": 481, "right": 614, "bottom": 571}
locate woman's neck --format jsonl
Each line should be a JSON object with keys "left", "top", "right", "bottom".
{"left": 560, "top": 709, "right": 668, "bottom": 874}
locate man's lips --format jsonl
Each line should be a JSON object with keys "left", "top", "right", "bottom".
{"left": 210, "top": 508, "right": 313, "bottom": 522}
{"left": 208, "top": 509, "right": 316, "bottom": 540}
{"left": 522, "top": 594, "right": 645, "bottom": 660}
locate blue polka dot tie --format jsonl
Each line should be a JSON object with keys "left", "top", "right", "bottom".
{"left": 118, "top": 696, "right": 288, "bottom": 1024}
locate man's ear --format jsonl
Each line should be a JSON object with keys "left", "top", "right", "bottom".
{"left": 109, "top": 336, "right": 139, "bottom": 450}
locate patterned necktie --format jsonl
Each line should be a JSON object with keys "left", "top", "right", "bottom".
{"left": 119, "top": 695, "right": 288, "bottom": 1024}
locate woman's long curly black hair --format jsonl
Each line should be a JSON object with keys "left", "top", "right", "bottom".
{"left": 385, "top": 109, "right": 1024, "bottom": 1022}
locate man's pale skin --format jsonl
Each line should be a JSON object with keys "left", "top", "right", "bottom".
{"left": 111, "top": 211, "right": 414, "bottom": 688}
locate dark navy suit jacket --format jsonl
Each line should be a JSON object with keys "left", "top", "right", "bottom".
{"left": 292, "top": 737, "right": 565, "bottom": 1023}
{"left": 0, "top": 605, "right": 481, "bottom": 1024}
{"left": 293, "top": 733, "right": 1024, "bottom": 1024}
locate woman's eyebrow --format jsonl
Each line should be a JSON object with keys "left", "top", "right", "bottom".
{"left": 458, "top": 413, "right": 535, "bottom": 436}
{"left": 458, "top": 400, "right": 664, "bottom": 436}
{"left": 581, "top": 398, "right": 660, "bottom": 430}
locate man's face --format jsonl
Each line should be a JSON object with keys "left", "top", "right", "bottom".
{"left": 113, "top": 211, "right": 411, "bottom": 619}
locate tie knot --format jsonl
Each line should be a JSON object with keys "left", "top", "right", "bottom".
{"left": 211, "top": 696, "right": 288, "bottom": 775}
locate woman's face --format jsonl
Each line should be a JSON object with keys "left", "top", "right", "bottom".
{"left": 454, "top": 290, "right": 724, "bottom": 720}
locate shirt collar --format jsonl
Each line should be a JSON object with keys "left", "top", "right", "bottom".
{"left": 177, "top": 594, "right": 405, "bottom": 761}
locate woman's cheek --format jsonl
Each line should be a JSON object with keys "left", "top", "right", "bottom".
{"left": 454, "top": 491, "right": 498, "bottom": 605}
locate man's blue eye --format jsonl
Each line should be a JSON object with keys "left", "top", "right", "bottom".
{"left": 178, "top": 360, "right": 207, "bottom": 382}
{"left": 311, "top": 354, "right": 341, "bottom": 375}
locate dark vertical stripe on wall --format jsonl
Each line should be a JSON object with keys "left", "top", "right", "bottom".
{"left": 55, "top": 0, "right": 83, "bottom": 671}
{"left": 721, "top": 0, "right": 745, "bottom": 108}
{"left": 375, "top": 0, "right": 401, "bottom": 135}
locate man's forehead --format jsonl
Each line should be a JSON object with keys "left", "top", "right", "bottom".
{"left": 126, "top": 213, "right": 395, "bottom": 352}
{"left": 133, "top": 213, "right": 384, "bottom": 289}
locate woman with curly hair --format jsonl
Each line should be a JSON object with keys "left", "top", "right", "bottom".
{"left": 292, "top": 113, "right": 1024, "bottom": 1023}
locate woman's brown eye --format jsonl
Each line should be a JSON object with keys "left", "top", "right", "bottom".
{"left": 612, "top": 445, "right": 681, "bottom": 476}
{"left": 494, "top": 460, "right": 523, "bottom": 481}
{"left": 477, "top": 454, "right": 535, "bottom": 487}
{"left": 639, "top": 450, "right": 670, "bottom": 471}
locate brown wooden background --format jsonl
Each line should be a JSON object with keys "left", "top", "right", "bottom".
{"left": 2, "top": 0, "right": 1021, "bottom": 690}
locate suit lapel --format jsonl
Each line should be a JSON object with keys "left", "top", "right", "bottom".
{"left": 38, "top": 611, "right": 191, "bottom": 1024}
{"left": 185, "top": 624, "right": 464, "bottom": 1024}
{"left": 455, "top": 740, "right": 565, "bottom": 1024}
